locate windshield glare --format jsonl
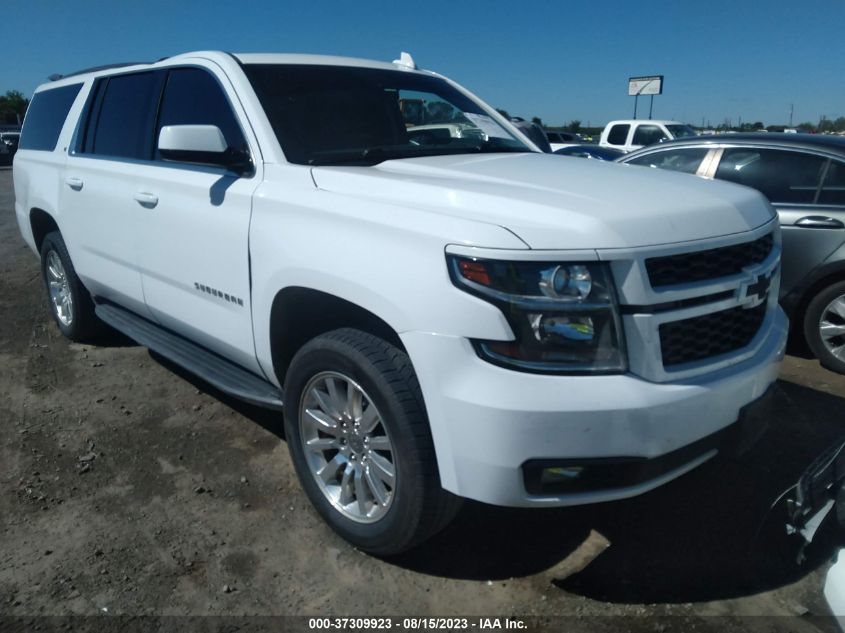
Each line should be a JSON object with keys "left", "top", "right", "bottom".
{"left": 243, "top": 64, "right": 530, "bottom": 165}
{"left": 666, "top": 124, "right": 698, "bottom": 139}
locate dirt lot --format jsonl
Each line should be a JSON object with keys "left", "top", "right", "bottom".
{"left": 2, "top": 166, "right": 845, "bottom": 632}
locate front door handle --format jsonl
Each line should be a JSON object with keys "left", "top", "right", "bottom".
{"left": 795, "top": 216, "right": 845, "bottom": 230}
{"left": 64, "top": 177, "right": 83, "bottom": 191}
{"left": 133, "top": 192, "right": 159, "bottom": 208}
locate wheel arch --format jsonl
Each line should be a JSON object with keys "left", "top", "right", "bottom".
{"left": 29, "top": 208, "right": 61, "bottom": 253}
{"left": 269, "top": 286, "right": 406, "bottom": 386}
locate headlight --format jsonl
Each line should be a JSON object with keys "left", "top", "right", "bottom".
{"left": 447, "top": 256, "right": 627, "bottom": 373}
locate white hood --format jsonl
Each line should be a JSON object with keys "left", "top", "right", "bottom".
{"left": 311, "top": 153, "right": 774, "bottom": 250}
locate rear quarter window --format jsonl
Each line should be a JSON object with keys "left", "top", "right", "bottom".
{"left": 19, "top": 83, "right": 83, "bottom": 151}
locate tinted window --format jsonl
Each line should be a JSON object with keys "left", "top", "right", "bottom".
{"left": 244, "top": 64, "right": 526, "bottom": 166}
{"left": 632, "top": 124, "right": 668, "bottom": 146}
{"left": 819, "top": 160, "right": 845, "bottom": 206}
{"left": 155, "top": 68, "right": 247, "bottom": 159}
{"left": 715, "top": 148, "right": 826, "bottom": 204}
{"left": 666, "top": 124, "right": 697, "bottom": 139}
{"left": 627, "top": 147, "right": 708, "bottom": 174}
{"left": 91, "top": 72, "right": 161, "bottom": 159}
{"left": 606, "top": 124, "right": 629, "bottom": 146}
{"left": 19, "top": 84, "right": 82, "bottom": 151}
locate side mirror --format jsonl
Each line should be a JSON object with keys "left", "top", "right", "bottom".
{"left": 158, "top": 125, "right": 251, "bottom": 173}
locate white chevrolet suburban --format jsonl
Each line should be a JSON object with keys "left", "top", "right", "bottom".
{"left": 14, "top": 51, "right": 788, "bottom": 554}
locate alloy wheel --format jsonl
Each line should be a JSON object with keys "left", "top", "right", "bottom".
{"left": 298, "top": 371, "right": 396, "bottom": 523}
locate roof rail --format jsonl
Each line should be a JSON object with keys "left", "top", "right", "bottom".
{"left": 48, "top": 61, "right": 151, "bottom": 82}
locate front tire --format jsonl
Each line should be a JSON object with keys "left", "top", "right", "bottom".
{"left": 40, "top": 231, "right": 102, "bottom": 342}
{"left": 283, "top": 328, "right": 461, "bottom": 555}
{"left": 804, "top": 280, "right": 845, "bottom": 374}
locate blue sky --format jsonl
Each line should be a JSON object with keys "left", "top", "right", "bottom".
{"left": 3, "top": 0, "right": 843, "bottom": 128}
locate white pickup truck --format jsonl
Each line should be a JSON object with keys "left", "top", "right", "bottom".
{"left": 14, "top": 51, "right": 787, "bottom": 554}
{"left": 599, "top": 119, "right": 698, "bottom": 152}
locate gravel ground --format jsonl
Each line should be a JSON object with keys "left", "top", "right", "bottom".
{"left": 1, "top": 166, "right": 845, "bottom": 632}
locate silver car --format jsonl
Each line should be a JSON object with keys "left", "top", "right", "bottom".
{"left": 621, "top": 134, "right": 845, "bottom": 373}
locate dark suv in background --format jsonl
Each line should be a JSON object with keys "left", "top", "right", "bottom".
{"left": 621, "top": 134, "right": 845, "bottom": 373}
{"left": 0, "top": 131, "right": 20, "bottom": 165}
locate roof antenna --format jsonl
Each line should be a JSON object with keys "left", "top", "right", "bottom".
{"left": 392, "top": 52, "right": 416, "bottom": 70}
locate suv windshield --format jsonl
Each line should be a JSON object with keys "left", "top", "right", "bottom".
{"left": 243, "top": 64, "right": 530, "bottom": 165}
{"left": 666, "top": 124, "right": 697, "bottom": 139}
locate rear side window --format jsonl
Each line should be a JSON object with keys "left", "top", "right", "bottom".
{"left": 606, "top": 124, "right": 629, "bottom": 146}
{"left": 19, "top": 83, "right": 82, "bottom": 151}
{"left": 715, "top": 148, "right": 826, "bottom": 204}
{"left": 819, "top": 160, "right": 845, "bottom": 206}
{"left": 155, "top": 67, "right": 247, "bottom": 159}
{"left": 88, "top": 72, "right": 162, "bottom": 159}
{"left": 627, "top": 147, "right": 709, "bottom": 174}
{"left": 632, "top": 124, "right": 668, "bottom": 146}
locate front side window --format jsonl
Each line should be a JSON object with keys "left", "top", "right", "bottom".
{"left": 626, "top": 147, "right": 709, "bottom": 174}
{"left": 155, "top": 68, "right": 248, "bottom": 159}
{"left": 88, "top": 72, "right": 162, "bottom": 159}
{"left": 819, "top": 160, "right": 845, "bottom": 206}
{"left": 19, "top": 83, "right": 82, "bottom": 151}
{"left": 715, "top": 148, "right": 827, "bottom": 204}
{"left": 606, "top": 124, "right": 629, "bottom": 146}
{"left": 243, "top": 64, "right": 529, "bottom": 165}
{"left": 632, "top": 124, "right": 668, "bottom": 146}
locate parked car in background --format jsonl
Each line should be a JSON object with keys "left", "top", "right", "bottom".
{"left": 620, "top": 134, "right": 845, "bottom": 373}
{"left": 599, "top": 119, "right": 697, "bottom": 153}
{"left": 554, "top": 144, "right": 624, "bottom": 161}
{"left": 784, "top": 439, "right": 845, "bottom": 625}
{"left": 508, "top": 117, "right": 551, "bottom": 152}
{"left": 545, "top": 130, "right": 582, "bottom": 151}
{"left": 0, "top": 132, "right": 20, "bottom": 165}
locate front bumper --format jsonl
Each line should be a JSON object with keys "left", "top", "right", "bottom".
{"left": 402, "top": 306, "right": 788, "bottom": 507}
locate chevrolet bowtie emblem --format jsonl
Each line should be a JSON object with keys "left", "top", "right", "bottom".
{"left": 742, "top": 273, "right": 771, "bottom": 308}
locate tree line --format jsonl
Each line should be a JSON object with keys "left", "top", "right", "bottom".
{"left": 1, "top": 91, "right": 28, "bottom": 126}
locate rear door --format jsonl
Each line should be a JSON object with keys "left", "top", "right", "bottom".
{"left": 713, "top": 147, "right": 845, "bottom": 296}
{"left": 62, "top": 70, "right": 165, "bottom": 319}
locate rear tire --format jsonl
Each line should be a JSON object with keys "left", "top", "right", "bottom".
{"left": 283, "top": 328, "right": 462, "bottom": 555}
{"left": 40, "top": 231, "right": 103, "bottom": 342}
{"left": 804, "top": 280, "right": 845, "bottom": 374}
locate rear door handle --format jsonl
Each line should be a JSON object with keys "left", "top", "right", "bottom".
{"left": 795, "top": 216, "right": 845, "bottom": 229}
{"left": 133, "top": 192, "right": 159, "bottom": 208}
{"left": 64, "top": 177, "right": 83, "bottom": 191}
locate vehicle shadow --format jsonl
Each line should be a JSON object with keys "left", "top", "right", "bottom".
{"left": 143, "top": 346, "right": 845, "bottom": 603}
{"left": 387, "top": 380, "right": 845, "bottom": 603}
{"left": 147, "top": 350, "right": 285, "bottom": 438}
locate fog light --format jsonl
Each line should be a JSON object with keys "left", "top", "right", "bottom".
{"left": 541, "top": 466, "right": 584, "bottom": 484}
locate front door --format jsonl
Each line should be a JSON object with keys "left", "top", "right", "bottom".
{"left": 134, "top": 65, "right": 263, "bottom": 373}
